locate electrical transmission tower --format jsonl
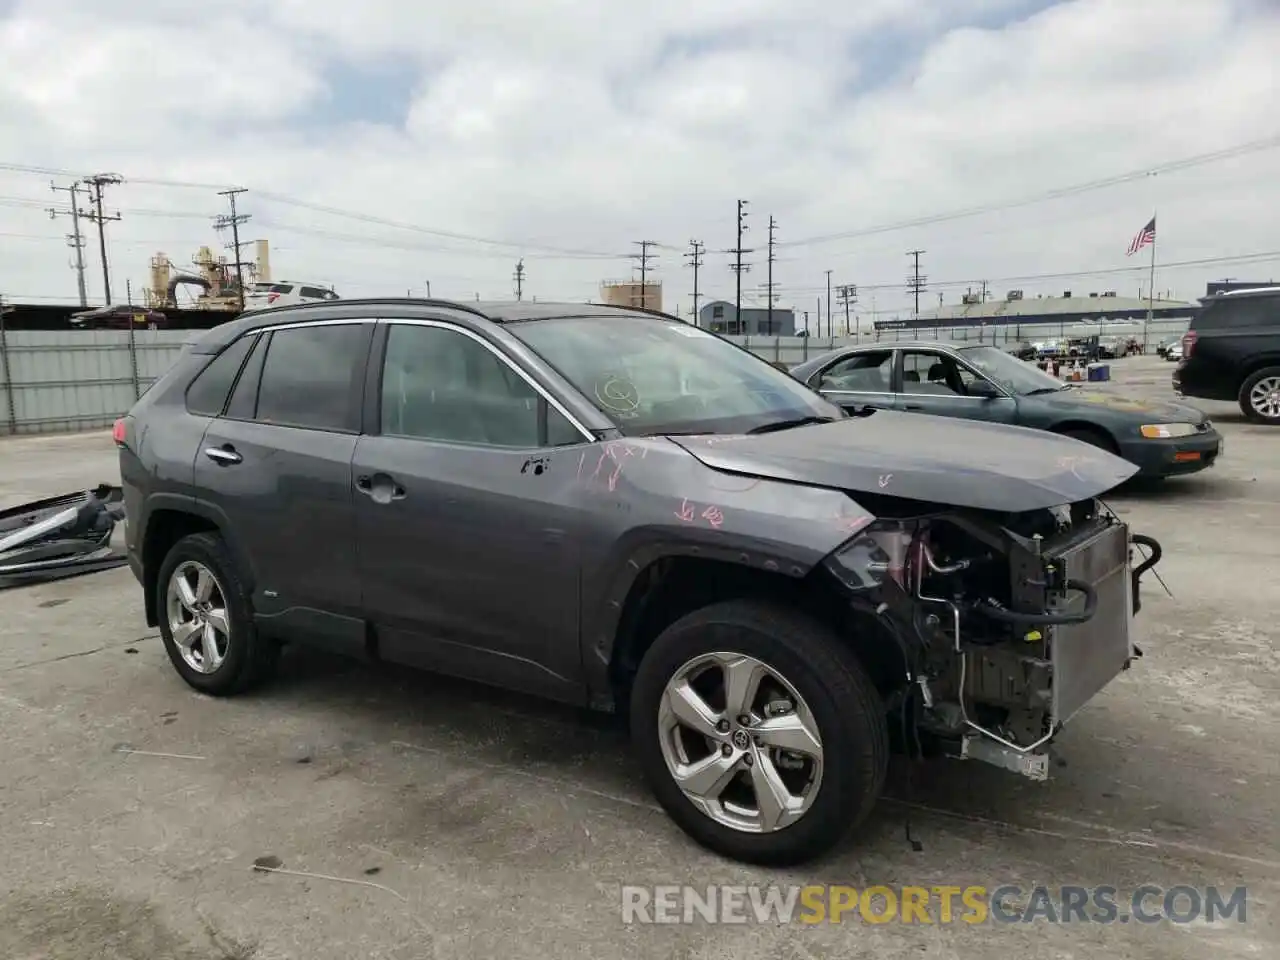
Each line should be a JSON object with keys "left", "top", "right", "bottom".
{"left": 906, "top": 249, "right": 927, "bottom": 326}
{"left": 82, "top": 174, "right": 123, "bottom": 304}
{"left": 48, "top": 181, "right": 88, "bottom": 307}
{"left": 513, "top": 259, "right": 525, "bottom": 300}
{"left": 729, "top": 200, "right": 752, "bottom": 334}
{"left": 214, "top": 188, "right": 251, "bottom": 310}
{"left": 685, "top": 240, "right": 704, "bottom": 323}
{"left": 765, "top": 216, "right": 778, "bottom": 334}
{"left": 631, "top": 240, "right": 658, "bottom": 309}
{"left": 836, "top": 284, "right": 858, "bottom": 338}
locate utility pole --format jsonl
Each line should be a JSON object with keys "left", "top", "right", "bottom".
{"left": 513, "top": 259, "right": 525, "bottom": 300}
{"left": 685, "top": 240, "right": 704, "bottom": 324}
{"left": 837, "top": 284, "right": 858, "bottom": 339}
{"left": 980, "top": 280, "right": 989, "bottom": 303}
{"left": 48, "top": 181, "right": 89, "bottom": 307}
{"left": 214, "top": 188, "right": 250, "bottom": 310}
{"left": 825, "top": 269, "right": 833, "bottom": 338}
{"left": 765, "top": 216, "right": 778, "bottom": 334}
{"left": 729, "top": 200, "right": 752, "bottom": 335}
{"left": 906, "top": 249, "right": 927, "bottom": 333}
{"left": 631, "top": 240, "right": 658, "bottom": 309}
{"left": 83, "top": 174, "right": 123, "bottom": 304}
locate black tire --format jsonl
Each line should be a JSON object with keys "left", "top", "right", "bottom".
{"left": 629, "top": 599, "right": 888, "bottom": 866}
{"left": 1239, "top": 366, "right": 1280, "bottom": 425}
{"left": 1057, "top": 425, "right": 1118, "bottom": 453}
{"left": 156, "top": 532, "right": 278, "bottom": 695}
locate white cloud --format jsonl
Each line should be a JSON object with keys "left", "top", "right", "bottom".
{"left": 1, "top": 0, "right": 1276, "bottom": 318}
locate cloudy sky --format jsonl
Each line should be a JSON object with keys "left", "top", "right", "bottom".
{"left": 1, "top": 0, "right": 1276, "bottom": 327}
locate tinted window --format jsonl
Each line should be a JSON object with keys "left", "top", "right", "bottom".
{"left": 300, "top": 286, "right": 328, "bottom": 300}
{"left": 381, "top": 324, "right": 581, "bottom": 447}
{"left": 185, "top": 335, "right": 256, "bottom": 416}
{"left": 224, "top": 334, "right": 266, "bottom": 419}
{"left": 1196, "top": 297, "right": 1279, "bottom": 330}
{"left": 817, "top": 351, "right": 892, "bottom": 392}
{"left": 255, "top": 324, "right": 367, "bottom": 431}
{"left": 269, "top": 283, "right": 294, "bottom": 294}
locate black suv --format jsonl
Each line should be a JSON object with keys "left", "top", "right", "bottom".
{"left": 1173, "top": 287, "right": 1280, "bottom": 424}
{"left": 116, "top": 298, "right": 1163, "bottom": 865}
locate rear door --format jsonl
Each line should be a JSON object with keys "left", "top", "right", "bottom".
{"left": 895, "top": 348, "right": 1018, "bottom": 423}
{"left": 193, "top": 319, "right": 374, "bottom": 655}
{"left": 352, "top": 318, "right": 595, "bottom": 701}
{"left": 805, "top": 348, "right": 896, "bottom": 412}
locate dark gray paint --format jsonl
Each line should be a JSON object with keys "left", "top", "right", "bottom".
{"left": 119, "top": 301, "right": 1138, "bottom": 710}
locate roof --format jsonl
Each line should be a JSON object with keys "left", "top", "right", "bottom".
{"left": 917, "top": 294, "right": 1196, "bottom": 322}
{"left": 1205, "top": 285, "right": 1280, "bottom": 300}
{"left": 190, "top": 297, "right": 684, "bottom": 353}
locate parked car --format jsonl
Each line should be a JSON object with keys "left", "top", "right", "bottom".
{"left": 70, "top": 304, "right": 168, "bottom": 329}
{"left": 1165, "top": 340, "right": 1183, "bottom": 362}
{"left": 1155, "top": 338, "right": 1174, "bottom": 358}
{"left": 790, "top": 340, "right": 1222, "bottom": 478}
{"left": 116, "top": 300, "right": 1164, "bottom": 866}
{"left": 1174, "top": 286, "right": 1280, "bottom": 424}
{"left": 242, "top": 281, "right": 339, "bottom": 311}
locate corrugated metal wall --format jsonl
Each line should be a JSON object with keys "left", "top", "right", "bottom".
{"left": 0, "top": 329, "right": 192, "bottom": 435}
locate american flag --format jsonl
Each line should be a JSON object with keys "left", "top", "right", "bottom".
{"left": 1126, "top": 216, "right": 1156, "bottom": 256}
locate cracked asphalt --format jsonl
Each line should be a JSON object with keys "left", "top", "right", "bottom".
{"left": 0, "top": 355, "right": 1276, "bottom": 959}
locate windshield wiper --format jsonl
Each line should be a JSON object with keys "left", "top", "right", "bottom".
{"left": 746, "top": 415, "right": 838, "bottom": 435}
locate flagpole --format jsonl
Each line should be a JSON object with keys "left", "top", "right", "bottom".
{"left": 1144, "top": 212, "right": 1156, "bottom": 353}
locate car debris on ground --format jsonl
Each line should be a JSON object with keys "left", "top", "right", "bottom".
{"left": 0, "top": 484, "right": 128, "bottom": 589}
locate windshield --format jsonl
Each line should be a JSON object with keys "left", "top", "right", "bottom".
{"left": 957, "top": 345, "right": 1065, "bottom": 395}
{"left": 507, "top": 316, "right": 842, "bottom": 435}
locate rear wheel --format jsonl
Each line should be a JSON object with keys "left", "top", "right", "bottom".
{"left": 629, "top": 599, "right": 888, "bottom": 866}
{"left": 157, "top": 532, "right": 278, "bottom": 695}
{"left": 1239, "top": 367, "right": 1280, "bottom": 424}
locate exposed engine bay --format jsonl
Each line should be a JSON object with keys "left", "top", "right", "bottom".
{"left": 824, "top": 496, "right": 1163, "bottom": 780}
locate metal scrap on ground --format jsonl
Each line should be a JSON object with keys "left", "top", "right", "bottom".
{"left": 0, "top": 484, "right": 128, "bottom": 590}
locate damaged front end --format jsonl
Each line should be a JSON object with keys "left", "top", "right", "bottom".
{"left": 824, "top": 497, "right": 1163, "bottom": 781}
{"left": 0, "top": 485, "right": 128, "bottom": 589}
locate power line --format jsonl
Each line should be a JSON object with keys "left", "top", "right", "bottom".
{"left": 774, "top": 132, "right": 1280, "bottom": 249}
{"left": 685, "top": 240, "right": 704, "bottom": 323}
{"left": 47, "top": 181, "right": 88, "bottom": 307}
{"left": 631, "top": 240, "right": 658, "bottom": 309}
{"left": 729, "top": 200, "right": 752, "bottom": 335}
{"left": 82, "top": 174, "right": 123, "bottom": 304}
{"left": 214, "top": 188, "right": 250, "bottom": 310}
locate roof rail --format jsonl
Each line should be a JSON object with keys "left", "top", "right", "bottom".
{"left": 237, "top": 296, "right": 491, "bottom": 321}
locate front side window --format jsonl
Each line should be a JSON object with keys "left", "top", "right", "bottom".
{"left": 507, "top": 315, "right": 840, "bottom": 436}
{"left": 254, "top": 324, "right": 367, "bottom": 431}
{"left": 901, "top": 352, "right": 983, "bottom": 396}
{"left": 381, "top": 324, "right": 582, "bottom": 447}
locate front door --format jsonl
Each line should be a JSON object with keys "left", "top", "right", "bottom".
{"left": 352, "top": 320, "right": 593, "bottom": 703}
{"left": 895, "top": 349, "right": 1019, "bottom": 423}
{"left": 810, "top": 348, "right": 896, "bottom": 412}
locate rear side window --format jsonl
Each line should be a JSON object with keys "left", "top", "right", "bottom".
{"left": 300, "top": 286, "right": 329, "bottom": 300}
{"left": 1195, "top": 297, "right": 1279, "bottom": 330}
{"left": 184, "top": 335, "right": 256, "bottom": 416}
{"left": 270, "top": 283, "right": 295, "bottom": 294}
{"left": 254, "top": 324, "right": 368, "bottom": 431}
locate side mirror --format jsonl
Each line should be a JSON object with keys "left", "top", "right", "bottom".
{"left": 967, "top": 379, "right": 1002, "bottom": 399}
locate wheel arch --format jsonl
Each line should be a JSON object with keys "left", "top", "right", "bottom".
{"left": 1049, "top": 419, "right": 1121, "bottom": 453}
{"left": 140, "top": 499, "right": 251, "bottom": 627}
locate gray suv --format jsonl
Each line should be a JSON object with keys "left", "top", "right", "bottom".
{"left": 117, "top": 299, "right": 1163, "bottom": 865}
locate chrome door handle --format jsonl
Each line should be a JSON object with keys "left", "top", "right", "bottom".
{"left": 204, "top": 446, "right": 242, "bottom": 465}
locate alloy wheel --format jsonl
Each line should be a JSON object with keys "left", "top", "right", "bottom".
{"left": 657, "top": 651, "right": 824, "bottom": 833}
{"left": 1249, "top": 376, "right": 1280, "bottom": 420}
{"left": 165, "top": 560, "right": 230, "bottom": 674}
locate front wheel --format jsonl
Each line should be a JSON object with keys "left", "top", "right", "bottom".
{"left": 629, "top": 600, "right": 888, "bottom": 866}
{"left": 1239, "top": 367, "right": 1280, "bottom": 424}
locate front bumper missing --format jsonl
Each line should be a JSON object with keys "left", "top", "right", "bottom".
{"left": 0, "top": 485, "right": 128, "bottom": 590}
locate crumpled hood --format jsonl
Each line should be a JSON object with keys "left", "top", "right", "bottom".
{"left": 669, "top": 411, "right": 1138, "bottom": 513}
{"left": 1037, "top": 389, "right": 1206, "bottom": 422}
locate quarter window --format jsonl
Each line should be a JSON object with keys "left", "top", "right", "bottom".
{"left": 185, "top": 334, "right": 256, "bottom": 416}
{"left": 381, "top": 324, "right": 581, "bottom": 447}
{"left": 254, "top": 324, "right": 367, "bottom": 431}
